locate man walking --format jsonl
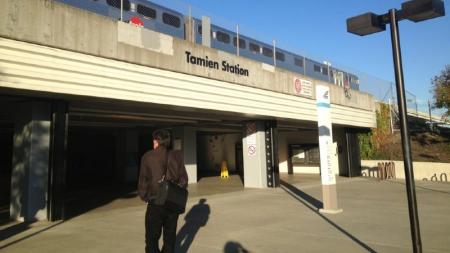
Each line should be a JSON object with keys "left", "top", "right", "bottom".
{"left": 138, "top": 129, "right": 188, "bottom": 253}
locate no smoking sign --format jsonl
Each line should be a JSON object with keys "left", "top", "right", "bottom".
{"left": 248, "top": 145, "right": 256, "bottom": 156}
{"left": 294, "top": 77, "right": 302, "bottom": 94}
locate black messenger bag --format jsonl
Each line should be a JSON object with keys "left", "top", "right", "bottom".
{"left": 154, "top": 151, "right": 188, "bottom": 214}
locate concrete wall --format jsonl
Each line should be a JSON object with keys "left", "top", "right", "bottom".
{"left": 197, "top": 133, "right": 241, "bottom": 174}
{"left": 361, "top": 160, "right": 450, "bottom": 182}
{"left": 172, "top": 127, "right": 197, "bottom": 184}
{"left": 0, "top": 0, "right": 376, "bottom": 129}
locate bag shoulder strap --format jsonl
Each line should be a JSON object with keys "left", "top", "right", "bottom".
{"left": 162, "top": 149, "right": 170, "bottom": 180}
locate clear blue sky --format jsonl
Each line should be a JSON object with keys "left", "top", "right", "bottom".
{"left": 155, "top": 0, "right": 450, "bottom": 114}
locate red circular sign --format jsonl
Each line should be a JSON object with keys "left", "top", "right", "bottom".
{"left": 130, "top": 16, "right": 144, "bottom": 27}
{"left": 294, "top": 78, "right": 301, "bottom": 94}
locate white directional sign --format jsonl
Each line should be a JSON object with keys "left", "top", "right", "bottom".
{"left": 316, "top": 85, "right": 336, "bottom": 185}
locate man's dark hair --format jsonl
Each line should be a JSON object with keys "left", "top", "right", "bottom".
{"left": 152, "top": 129, "right": 171, "bottom": 147}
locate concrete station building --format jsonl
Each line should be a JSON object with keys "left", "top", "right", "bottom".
{"left": 0, "top": 0, "right": 376, "bottom": 222}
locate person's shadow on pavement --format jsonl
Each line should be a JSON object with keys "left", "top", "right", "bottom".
{"left": 224, "top": 241, "right": 250, "bottom": 253}
{"left": 176, "top": 198, "right": 210, "bottom": 253}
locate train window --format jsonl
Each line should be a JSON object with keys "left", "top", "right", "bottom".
{"left": 262, "top": 47, "right": 273, "bottom": 57}
{"left": 198, "top": 25, "right": 202, "bottom": 35}
{"left": 233, "top": 37, "right": 246, "bottom": 49}
{"left": 276, "top": 52, "right": 285, "bottom": 62}
{"left": 162, "top": 13, "right": 181, "bottom": 28}
{"left": 249, "top": 43, "right": 260, "bottom": 54}
{"left": 216, "top": 31, "right": 230, "bottom": 44}
{"left": 106, "top": 0, "right": 130, "bottom": 11}
{"left": 314, "top": 64, "right": 321, "bottom": 72}
{"left": 294, "top": 58, "right": 304, "bottom": 67}
{"left": 137, "top": 5, "right": 156, "bottom": 19}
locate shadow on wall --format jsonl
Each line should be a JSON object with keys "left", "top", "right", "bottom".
{"left": 224, "top": 241, "right": 250, "bottom": 253}
{"left": 176, "top": 198, "right": 210, "bottom": 253}
{"left": 2, "top": 112, "right": 53, "bottom": 248}
{"left": 11, "top": 114, "right": 49, "bottom": 222}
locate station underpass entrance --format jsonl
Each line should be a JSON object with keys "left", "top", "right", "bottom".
{"left": 0, "top": 95, "right": 362, "bottom": 222}
{"left": 197, "top": 131, "right": 244, "bottom": 180}
{"left": 0, "top": 123, "right": 13, "bottom": 224}
{"left": 63, "top": 100, "right": 248, "bottom": 219}
{"left": 0, "top": 95, "right": 319, "bottom": 221}
{"left": 0, "top": 96, "right": 18, "bottom": 225}
{"left": 65, "top": 125, "right": 144, "bottom": 219}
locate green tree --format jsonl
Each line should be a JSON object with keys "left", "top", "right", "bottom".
{"left": 431, "top": 65, "right": 450, "bottom": 118}
{"left": 358, "top": 103, "right": 393, "bottom": 159}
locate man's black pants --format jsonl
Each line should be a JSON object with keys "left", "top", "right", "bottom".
{"left": 145, "top": 204, "right": 179, "bottom": 253}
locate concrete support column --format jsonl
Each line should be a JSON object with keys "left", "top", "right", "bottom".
{"left": 201, "top": 16, "right": 211, "bottom": 47}
{"left": 332, "top": 128, "right": 348, "bottom": 176}
{"left": 172, "top": 127, "right": 197, "bottom": 184}
{"left": 184, "top": 16, "right": 195, "bottom": 43}
{"left": 11, "top": 101, "right": 51, "bottom": 221}
{"left": 264, "top": 121, "right": 280, "bottom": 187}
{"left": 48, "top": 100, "right": 68, "bottom": 221}
{"left": 242, "top": 121, "right": 267, "bottom": 188}
{"left": 345, "top": 129, "right": 362, "bottom": 177}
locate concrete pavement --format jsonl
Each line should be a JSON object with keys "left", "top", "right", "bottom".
{"left": 1, "top": 174, "right": 450, "bottom": 252}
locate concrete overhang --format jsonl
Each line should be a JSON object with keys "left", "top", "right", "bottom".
{"left": 0, "top": 0, "right": 376, "bottom": 129}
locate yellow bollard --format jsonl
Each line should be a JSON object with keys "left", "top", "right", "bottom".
{"left": 220, "top": 160, "right": 229, "bottom": 179}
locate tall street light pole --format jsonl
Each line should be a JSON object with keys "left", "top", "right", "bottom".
{"left": 346, "top": 1, "right": 445, "bottom": 252}
{"left": 388, "top": 8, "right": 422, "bottom": 252}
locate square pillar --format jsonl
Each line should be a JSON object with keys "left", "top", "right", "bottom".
{"left": 48, "top": 100, "right": 68, "bottom": 221}
{"left": 184, "top": 16, "right": 194, "bottom": 43}
{"left": 201, "top": 16, "right": 211, "bottom": 47}
{"left": 264, "top": 121, "right": 280, "bottom": 187}
{"left": 242, "top": 121, "right": 279, "bottom": 188}
{"left": 172, "top": 127, "right": 197, "bottom": 184}
{"left": 345, "top": 129, "right": 362, "bottom": 177}
{"left": 11, "top": 101, "right": 51, "bottom": 221}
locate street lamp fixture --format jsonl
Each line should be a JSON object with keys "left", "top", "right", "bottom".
{"left": 346, "top": 12, "right": 386, "bottom": 36}
{"left": 346, "top": 1, "right": 445, "bottom": 253}
{"left": 402, "top": 0, "right": 445, "bottom": 22}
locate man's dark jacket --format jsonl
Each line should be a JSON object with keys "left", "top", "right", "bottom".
{"left": 138, "top": 147, "right": 188, "bottom": 202}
